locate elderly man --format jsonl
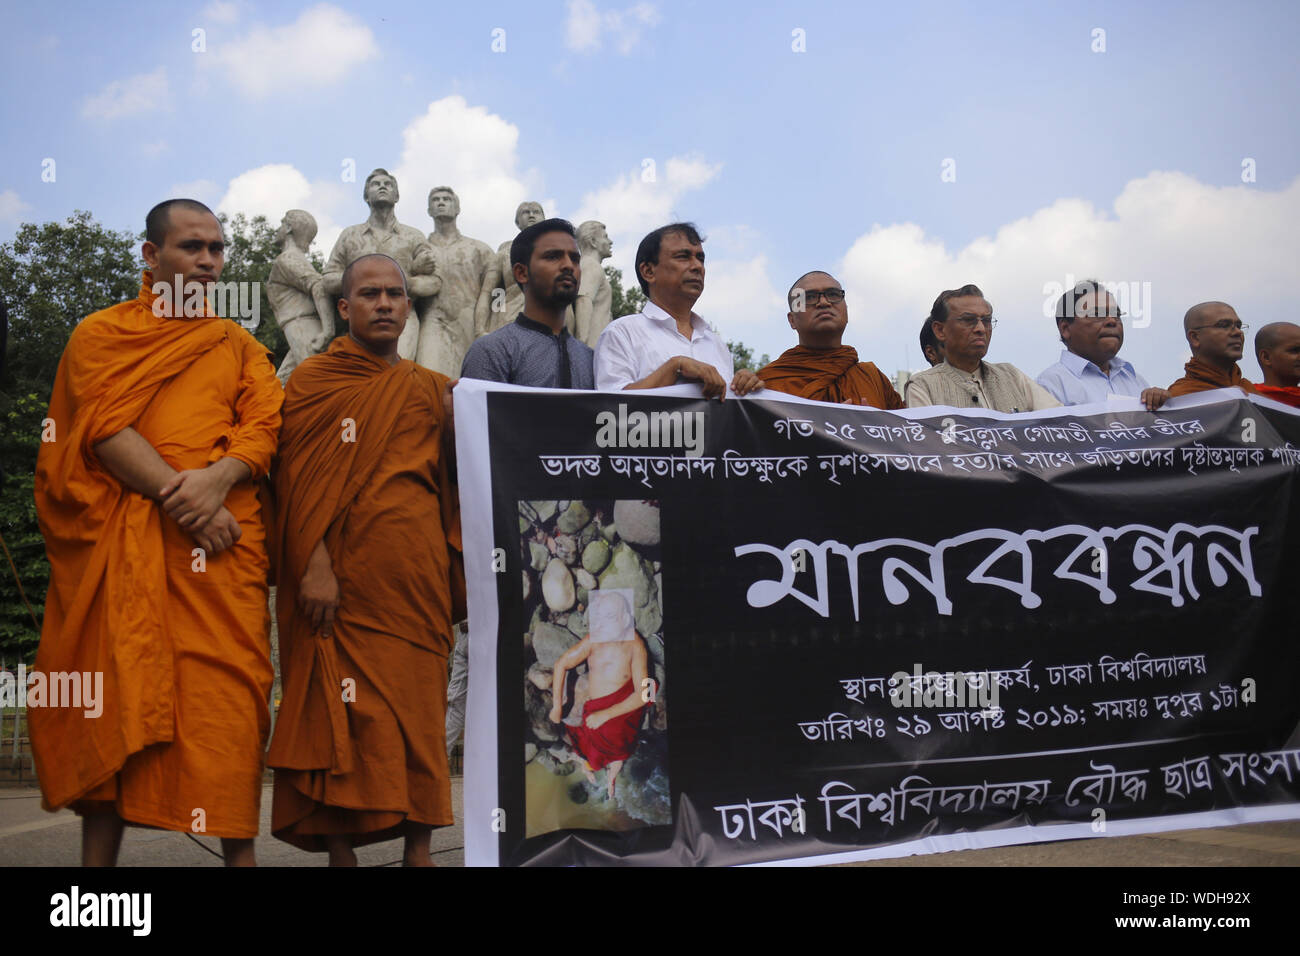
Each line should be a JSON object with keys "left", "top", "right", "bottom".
{"left": 1036, "top": 279, "right": 1168, "bottom": 410}
{"left": 423, "top": 186, "right": 494, "bottom": 375}
{"left": 905, "top": 284, "right": 1060, "bottom": 413}
{"left": 323, "top": 168, "right": 439, "bottom": 361}
{"left": 32, "top": 199, "right": 283, "bottom": 866}
{"left": 268, "top": 209, "right": 337, "bottom": 383}
{"left": 593, "top": 222, "right": 762, "bottom": 399}
{"left": 758, "top": 271, "right": 903, "bottom": 408}
{"left": 476, "top": 201, "right": 547, "bottom": 338}
{"left": 1252, "top": 322, "right": 1300, "bottom": 407}
{"left": 269, "top": 253, "right": 463, "bottom": 866}
{"left": 1167, "top": 302, "right": 1256, "bottom": 397}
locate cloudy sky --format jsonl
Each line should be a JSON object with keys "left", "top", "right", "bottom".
{"left": 2, "top": 0, "right": 1297, "bottom": 385}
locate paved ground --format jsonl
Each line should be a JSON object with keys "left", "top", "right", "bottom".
{"left": 1, "top": 778, "right": 1297, "bottom": 866}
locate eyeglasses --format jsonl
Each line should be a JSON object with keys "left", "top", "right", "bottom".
{"left": 1190, "top": 320, "right": 1248, "bottom": 332}
{"left": 794, "top": 289, "right": 846, "bottom": 305}
{"left": 950, "top": 315, "right": 997, "bottom": 329}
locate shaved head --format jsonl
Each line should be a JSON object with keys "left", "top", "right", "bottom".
{"left": 145, "top": 198, "right": 219, "bottom": 246}
{"left": 787, "top": 271, "right": 835, "bottom": 305}
{"left": 341, "top": 253, "right": 408, "bottom": 298}
{"left": 1184, "top": 301, "right": 1233, "bottom": 333}
{"left": 1255, "top": 322, "right": 1300, "bottom": 356}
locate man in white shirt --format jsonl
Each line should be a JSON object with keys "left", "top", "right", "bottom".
{"left": 593, "top": 222, "right": 763, "bottom": 398}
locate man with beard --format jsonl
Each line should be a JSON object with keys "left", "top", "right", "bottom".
{"left": 1036, "top": 279, "right": 1168, "bottom": 410}
{"left": 460, "top": 218, "right": 594, "bottom": 388}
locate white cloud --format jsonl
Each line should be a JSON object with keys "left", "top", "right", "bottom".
{"left": 573, "top": 155, "right": 721, "bottom": 272}
{"left": 215, "top": 164, "right": 346, "bottom": 256}
{"left": 0, "top": 189, "right": 33, "bottom": 223}
{"left": 565, "top": 0, "right": 660, "bottom": 55}
{"left": 696, "top": 254, "right": 786, "bottom": 348}
{"left": 836, "top": 171, "right": 1300, "bottom": 386}
{"left": 200, "top": 0, "right": 241, "bottom": 24}
{"left": 206, "top": 3, "right": 378, "bottom": 98}
{"left": 392, "top": 96, "right": 543, "bottom": 247}
{"left": 82, "top": 68, "right": 168, "bottom": 120}
{"left": 140, "top": 140, "right": 169, "bottom": 158}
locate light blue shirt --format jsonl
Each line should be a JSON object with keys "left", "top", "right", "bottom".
{"left": 1036, "top": 349, "right": 1150, "bottom": 406}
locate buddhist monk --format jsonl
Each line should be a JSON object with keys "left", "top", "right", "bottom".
{"left": 548, "top": 590, "right": 649, "bottom": 800}
{"left": 268, "top": 253, "right": 464, "bottom": 867}
{"left": 1168, "top": 302, "right": 1257, "bottom": 397}
{"left": 1253, "top": 321, "right": 1300, "bottom": 407}
{"left": 32, "top": 198, "right": 283, "bottom": 866}
{"left": 758, "top": 271, "right": 904, "bottom": 408}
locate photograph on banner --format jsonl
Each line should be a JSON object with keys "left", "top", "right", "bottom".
{"left": 519, "top": 498, "right": 670, "bottom": 838}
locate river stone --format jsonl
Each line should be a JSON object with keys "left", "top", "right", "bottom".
{"left": 522, "top": 570, "right": 532, "bottom": 602}
{"left": 617, "top": 745, "right": 672, "bottom": 825}
{"left": 597, "top": 542, "right": 651, "bottom": 606}
{"left": 635, "top": 597, "right": 662, "bottom": 641}
{"left": 518, "top": 516, "right": 531, "bottom": 534}
{"left": 529, "top": 540, "right": 549, "bottom": 572}
{"left": 644, "top": 632, "right": 665, "bottom": 668}
{"left": 533, "top": 622, "right": 578, "bottom": 669}
{"left": 614, "top": 500, "right": 660, "bottom": 547}
{"left": 574, "top": 568, "right": 596, "bottom": 591}
{"left": 553, "top": 533, "right": 578, "bottom": 564}
{"left": 581, "top": 539, "right": 611, "bottom": 575}
{"left": 601, "top": 520, "right": 618, "bottom": 542}
{"left": 525, "top": 742, "right": 538, "bottom": 763}
{"left": 557, "top": 501, "right": 591, "bottom": 534}
{"left": 526, "top": 500, "right": 557, "bottom": 523}
{"left": 576, "top": 519, "right": 599, "bottom": 552}
{"left": 565, "top": 606, "right": 589, "bottom": 640}
{"left": 542, "top": 558, "right": 576, "bottom": 612}
{"left": 527, "top": 662, "right": 552, "bottom": 690}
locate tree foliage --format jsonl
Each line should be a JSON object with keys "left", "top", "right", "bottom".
{"left": 607, "top": 266, "right": 646, "bottom": 318}
{"left": 727, "top": 340, "right": 771, "bottom": 373}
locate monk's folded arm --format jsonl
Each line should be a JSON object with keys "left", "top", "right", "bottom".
{"left": 93, "top": 427, "right": 180, "bottom": 499}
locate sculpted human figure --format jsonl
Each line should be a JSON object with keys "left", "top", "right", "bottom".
{"left": 268, "top": 210, "right": 337, "bottom": 383}
{"left": 475, "top": 201, "right": 545, "bottom": 338}
{"left": 422, "top": 186, "right": 494, "bottom": 376}
{"left": 570, "top": 220, "right": 614, "bottom": 348}
{"left": 322, "top": 168, "right": 439, "bottom": 361}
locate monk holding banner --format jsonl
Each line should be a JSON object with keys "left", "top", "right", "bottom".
{"left": 268, "top": 253, "right": 464, "bottom": 866}
{"left": 33, "top": 199, "right": 282, "bottom": 866}
{"left": 758, "top": 271, "right": 904, "bottom": 408}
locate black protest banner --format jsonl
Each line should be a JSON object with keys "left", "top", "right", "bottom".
{"left": 456, "top": 381, "right": 1300, "bottom": 866}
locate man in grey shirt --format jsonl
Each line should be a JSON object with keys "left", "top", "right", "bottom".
{"left": 448, "top": 218, "right": 592, "bottom": 758}
{"left": 460, "top": 217, "right": 594, "bottom": 388}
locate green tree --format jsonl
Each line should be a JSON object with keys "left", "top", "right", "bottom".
{"left": 607, "top": 266, "right": 646, "bottom": 318}
{"left": 727, "top": 340, "right": 770, "bottom": 373}
{"left": 0, "top": 210, "right": 138, "bottom": 401}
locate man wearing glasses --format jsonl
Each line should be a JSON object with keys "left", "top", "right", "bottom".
{"left": 1036, "top": 280, "right": 1169, "bottom": 410}
{"left": 905, "top": 283, "right": 1061, "bottom": 413}
{"left": 756, "top": 271, "right": 904, "bottom": 408}
{"left": 1168, "top": 301, "right": 1257, "bottom": 397}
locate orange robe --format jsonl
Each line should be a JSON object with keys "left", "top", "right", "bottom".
{"left": 268, "top": 335, "right": 465, "bottom": 851}
{"left": 1255, "top": 384, "right": 1300, "bottom": 408}
{"left": 32, "top": 272, "right": 283, "bottom": 838}
{"left": 758, "top": 346, "right": 905, "bottom": 408}
{"left": 1167, "top": 357, "right": 1257, "bottom": 397}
